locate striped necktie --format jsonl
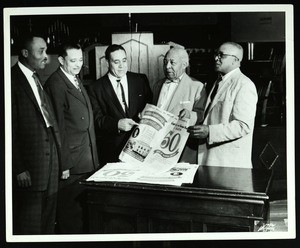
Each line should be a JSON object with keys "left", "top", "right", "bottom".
{"left": 32, "top": 72, "right": 55, "bottom": 126}
{"left": 74, "top": 75, "right": 82, "bottom": 92}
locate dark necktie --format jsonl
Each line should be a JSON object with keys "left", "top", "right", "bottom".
{"left": 116, "top": 79, "right": 129, "bottom": 116}
{"left": 32, "top": 72, "right": 55, "bottom": 126}
{"left": 204, "top": 77, "right": 222, "bottom": 119}
{"left": 165, "top": 78, "right": 180, "bottom": 84}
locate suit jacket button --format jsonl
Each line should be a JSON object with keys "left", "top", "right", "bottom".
{"left": 81, "top": 117, "right": 85, "bottom": 120}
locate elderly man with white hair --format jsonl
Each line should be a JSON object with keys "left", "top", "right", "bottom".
{"left": 152, "top": 47, "right": 207, "bottom": 163}
{"left": 188, "top": 42, "right": 258, "bottom": 168}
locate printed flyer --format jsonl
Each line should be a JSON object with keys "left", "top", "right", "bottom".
{"left": 119, "top": 104, "right": 190, "bottom": 174}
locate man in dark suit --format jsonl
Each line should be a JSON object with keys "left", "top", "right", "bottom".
{"left": 44, "top": 42, "right": 99, "bottom": 233}
{"left": 11, "top": 34, "right": 61, "bottom": 234}
{"left": 88, "top": 44, "right": 152, "bottom": 164}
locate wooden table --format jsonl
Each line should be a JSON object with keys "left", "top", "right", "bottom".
{"left": 81, "top": 165, "right": 273, "bottom": 233}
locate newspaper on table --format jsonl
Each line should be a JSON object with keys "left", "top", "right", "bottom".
{"left": 86, "top": 104, "right": 199, "bottom": 186}
{"left": 86, "top": 162, "right": 199, "bottom": 186}
{"left": 119, "top": 103, "right": 191, "bottom": 174}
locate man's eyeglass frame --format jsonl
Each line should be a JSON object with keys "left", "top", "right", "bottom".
{"left": 214, "top": 53, "right": 240, "bottom": 61}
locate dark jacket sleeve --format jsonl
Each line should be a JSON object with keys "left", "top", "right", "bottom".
{"left": 11, "top": 79, "right": 26, "bottom": 175}
{"left": 86, "top": 81, "right": 120, "bottom": 135}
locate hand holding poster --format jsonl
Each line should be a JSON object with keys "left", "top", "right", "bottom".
{"left": 119, "top": 104, "right": 190, "bottom": 174}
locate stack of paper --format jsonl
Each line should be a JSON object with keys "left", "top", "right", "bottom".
{"left": 86, "top": 162, "right": 199, "bottom": 186}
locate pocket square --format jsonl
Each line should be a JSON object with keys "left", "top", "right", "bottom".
{"left": 179, "top": 101, "right": 191, "bottom": 104}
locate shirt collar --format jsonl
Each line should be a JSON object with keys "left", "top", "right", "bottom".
{"left": 221, "top": 68, "right": 240, "bottom": 82}
{"left": 165, "top": 72, "right": 185, "bottom": 84}
{"left": 108, "top": 72, "right": 126, "bottom": 83}
{"left": 18, "top": 61, "right": 35, "bottom": 78}
{"left": 60, "top": 67, "right": 78, "bottom": 82}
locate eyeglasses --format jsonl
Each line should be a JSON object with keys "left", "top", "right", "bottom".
{"left": 214, "top": 52, "right": 239, "bottom": 61}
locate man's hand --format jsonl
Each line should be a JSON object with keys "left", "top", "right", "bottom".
{"left": 118, "top": 118, "right": 138, "bottom": 132}
{"left": 138, "top": 109, "right": 146, "bottom": 120}
{"left": 61, "top": 170, "right": 70, "bottom": 180}
{"left": 179, "top": 109, "right": 191, "bottom": 119}
{"left": 17, "top": 171, "right": 31, "bottom": 188}
{"left": 187, "top": 125, "right": 209, "bottom": 139}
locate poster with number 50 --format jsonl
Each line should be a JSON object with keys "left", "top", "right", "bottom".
{"left": 119, "top": 104, "right": 190, "bottom": 174}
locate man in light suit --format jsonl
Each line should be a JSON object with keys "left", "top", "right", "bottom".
{"left": 87, "top": 44, "right": 152, "bottom": 164}
{"left": 44, "top": 42, "right": 99, "bottom": 233}
{"left": 152, "top": 47, "right": 206, "bottom": 163}
{"left": 188, "top": 42, "right": 258, "bottom": 168}
{"left": 12, "top": 34, "right": 61, "bottom": 234}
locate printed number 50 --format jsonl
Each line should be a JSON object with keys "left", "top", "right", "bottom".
{"left": 103, "top": 170, "right": 135, "bottom": 177}
{"left": 160, "top": 131, "right": 181, "bottom": 152}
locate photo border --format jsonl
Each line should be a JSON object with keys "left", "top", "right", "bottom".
{"left": 3, "top": 4, "right": 295, "bottom": 243}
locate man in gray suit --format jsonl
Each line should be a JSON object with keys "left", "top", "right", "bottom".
{"left": 152, "top": 47, "right": 207, "bottom": 163}
{"left": 45, "top": 42, "right": 99, "bottom": 233}
{"left": 188, "top": 42, "right": 258, "bottom": 168}
{"left": 12, "top": 34, "right": 61, "bottom": 234}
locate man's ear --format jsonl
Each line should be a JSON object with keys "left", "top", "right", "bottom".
{"left": 232, "top": 58, "right": 239, "bottom": 65}
{"left": 58, "top": 56, "right": 64, "bottom": 66}
{"left": 21, "top": 49, "right": 28, "bottom": 58}
{"left": 183, "top": 61, "right": 189, "bottom": 70}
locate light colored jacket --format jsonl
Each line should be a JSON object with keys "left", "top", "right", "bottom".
{"left": 152, "top": 73, "right": 206, "bottom": 125}
{"left": 198, "top": 68, "right": 258, "bottom": 168}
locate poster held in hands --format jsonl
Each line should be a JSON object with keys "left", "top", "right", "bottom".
{"left": 87, "top": 104, "right": 199, "bottom": 186}
{"left": 119, "top": 104, "right": 190, "bottom": 174}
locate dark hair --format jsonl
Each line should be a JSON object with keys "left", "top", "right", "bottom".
{"left": 105, "top": 44, "right": 126, "bottom": 60}
{"left": 17, "top": 33, "right": 46, "bottom": 57}
{"left": 58, "top": 42, "right": 82, "bottom": 58}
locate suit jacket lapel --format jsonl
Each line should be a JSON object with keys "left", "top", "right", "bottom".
{"left": 167, "top": 73, "right": 188, "bottom": 112}
{"left": 127, "top": 72, "right": 139, "bottom": 117}
{"left": 14, "top": 65, "right": 46, "bottom": 123}
{"left": 56, "top": 69, "right": 86, "bottom": 105}
{"left": 204, "top": 80, "right": 228, "bottom": 117}
{"left": 206, "top": 69, "right": 241, "bottom": 115}
{"left": 153, "top": 79, "right": 164, "bottom": 105}
{"left": 126, "top": 73, "right": 132, "bottom": 117}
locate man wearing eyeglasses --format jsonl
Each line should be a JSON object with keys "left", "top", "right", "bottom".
{"left": 187, "top": 42, "right": 258, "bottom": 168}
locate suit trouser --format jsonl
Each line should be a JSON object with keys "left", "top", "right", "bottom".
{"left": 56, "top": 173, "right": 88, "bottom": 234}
{"left": 13, "top": 127, "right": 59, "bottom": 235}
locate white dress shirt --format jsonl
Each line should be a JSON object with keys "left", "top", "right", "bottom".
{"left": 108, "top": 73, "right": 129, "bottom": 110}
{"left": 157, "top": 74, "right": 183, "bottom": 110}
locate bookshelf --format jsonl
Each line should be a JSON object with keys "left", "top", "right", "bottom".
{"left": 240, "top": 42, "right": 286, "bottom": 127}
